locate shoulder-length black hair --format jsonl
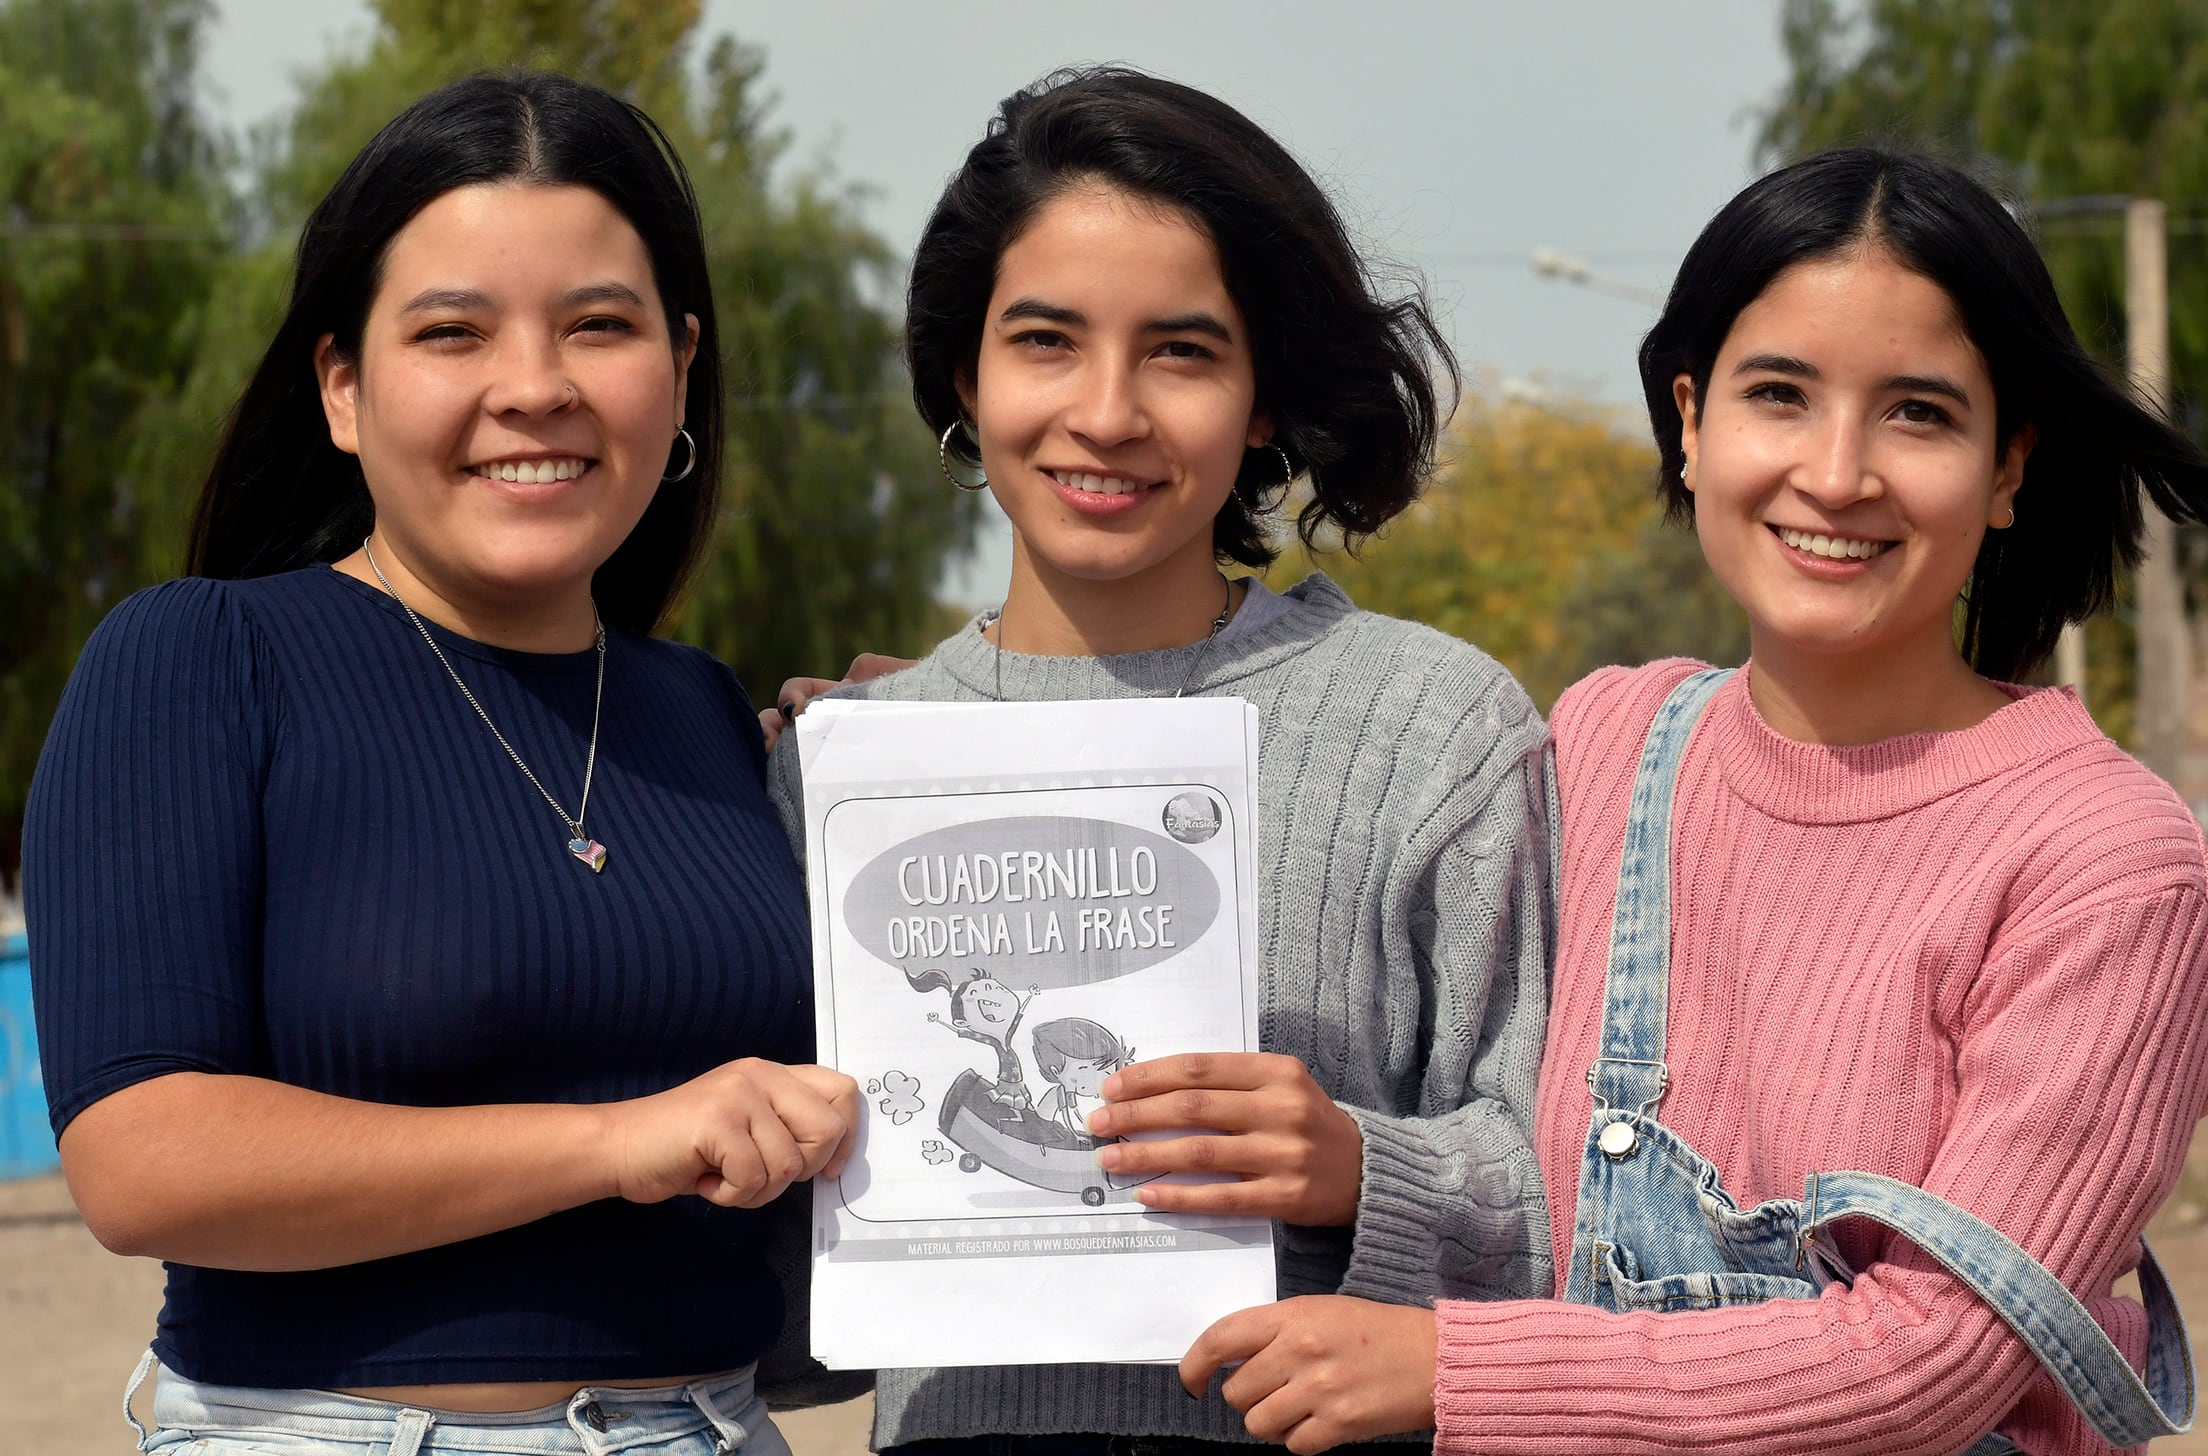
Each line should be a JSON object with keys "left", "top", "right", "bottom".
{"left": 1641, "top": 146, "right": 2208, "bottom": 681}
{"left": 907, "top": 65, "right": 1455, "bottom": 568}
{"left": 188, "top": 71, "right": 722, "bottom": 635}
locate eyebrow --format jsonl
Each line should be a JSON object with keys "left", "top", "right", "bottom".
{"left": 997, "top": 297, "right": 1236, "bottom": 344}
{"left": 1733, "top": 353, "right": 1972, "bottom": 408}
{"left": 1886, "top": 373, "right": 1972, "bottom": 407}
{"left": 398, "top": 286, "right": 495, "bottom": 315}
{"left": 396, "top": 282, "right": 648, "bottom": 314}
{"left": 561, "top": 282, "right": 647, "bottom": 310}
{"left": 1734, "top": 353, "right": 1817, "bottom": 379}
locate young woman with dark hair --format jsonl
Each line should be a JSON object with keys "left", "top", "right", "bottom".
{"left": 26, "top": 72, "right": 852, "bottom": 1456}
{"left": 768, "top": 65, "right": 1553, "bottom": 1455}
{"left": 1184, "top": 149, "right": 2208, "bottom": 1456}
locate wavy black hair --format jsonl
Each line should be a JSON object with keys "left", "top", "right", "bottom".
{"left": 906, "top": 66, "right": 1455, "bottom": 568}
{"left": 188, "top": 72, "right": 721, "bottom": 635}
{"left": 1641, "top": 147, "right": 2208, "bottom": 680}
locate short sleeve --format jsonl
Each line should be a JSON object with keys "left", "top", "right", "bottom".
{"left": 23, "top": 579, "right": 273, "bottom": 1131}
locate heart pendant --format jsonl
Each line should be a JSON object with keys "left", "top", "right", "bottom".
{"left": 568, "top": 837, "right": 608, "bottom": 873}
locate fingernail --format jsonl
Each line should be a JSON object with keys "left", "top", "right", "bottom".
{"left": 1096, "top": 1143, "right": 1121, "bottom": 1170}
{"left": 778, "top": 701, "right": 797, "bottom": 723}
{"left": 1088, "top": 1110, "right": 1113, "bottom": 1136}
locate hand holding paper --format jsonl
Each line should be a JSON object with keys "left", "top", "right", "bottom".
{"left": 1091, "top": 1052, "right": 1364, "bottom": 1225}
{"left": 604, "top": 1058, "right": 861, "bottom": 1209}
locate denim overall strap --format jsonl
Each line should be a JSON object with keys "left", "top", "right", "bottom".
{"left": 1584, "top": 668, "right": 1732, "bottom": 1132}
{"left": 1800, "top": 1171, "right": 2196, "bottom": 1447}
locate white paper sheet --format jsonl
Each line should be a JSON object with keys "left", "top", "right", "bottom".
{"left": 796, "top": 697, "right": 1275, "bottom": 1369}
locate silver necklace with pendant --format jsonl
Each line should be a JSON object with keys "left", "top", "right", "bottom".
{"left": 991, "top": 573, "right": 1234, "bottom": 700}
{"left": 363, "top": 538, "right": 610, "bottom": 873}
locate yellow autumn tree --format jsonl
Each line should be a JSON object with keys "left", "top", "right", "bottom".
{"left": 1286, "top": 388, "right": 1741, "bottom": 708}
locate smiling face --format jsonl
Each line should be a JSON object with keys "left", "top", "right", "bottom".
{"left": 956, "top": 978, "right": 1020, "bottom": 1037}
{"left": 1058, "top": 1056, "right": 1116, "bottom": 1098}
{"left": 1676, "top": 246, "right": 2029, "bottom": 681}
{"left": 967, "top": 183, "right": 1270, "bottom": 612}
{"left": 317, "top": 182, "right": 696, "bottom": 638}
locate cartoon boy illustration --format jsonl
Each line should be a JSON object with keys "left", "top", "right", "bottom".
{"left": 1031, "top": 1017, "right": 1135, "bottom": 1141}
{"left": 904, "top": 968, "right": 1036, "bottom": 1110}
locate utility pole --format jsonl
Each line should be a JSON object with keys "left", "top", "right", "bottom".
{"left": 2055, "top": 626, "right": 2087, "bottom": 693}
{"left": 2129, "top": 197, "right": 2189, "bottom": 786}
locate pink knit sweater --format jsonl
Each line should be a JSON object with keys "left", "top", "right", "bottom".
{"left": 1434, "top": 661, "right": 2208, "bottom": 1455}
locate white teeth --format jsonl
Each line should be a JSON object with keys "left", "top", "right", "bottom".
{"left": 1053, "top": 470, "right": 1145, "bottom": 496}
{"left": 1777, "top": 527, "right": 1890, "bottom": 561}
{"left": 479, "top": 459, "right": 587, "bottom": 483}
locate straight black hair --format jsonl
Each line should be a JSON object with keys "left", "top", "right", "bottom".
{"left": 1641, "top": 147, "right": 2208, "bottom": 681}
{"left": 907, "top": 66, "right": 1455, "bottom": 569}
{"left": 188, "top": 71, "right": 722, "bottom": 636}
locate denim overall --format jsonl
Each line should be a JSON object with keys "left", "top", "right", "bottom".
{"left": 1564, "top": 669, "right": 2196, "bottom": 1453}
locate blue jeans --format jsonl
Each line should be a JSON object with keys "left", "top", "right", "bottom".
{"left": 1563, "top": 669, "right": 2195, "bottom": 1454}
{"left": 128, "top": 1355, "right": 792, "bottom": 1456}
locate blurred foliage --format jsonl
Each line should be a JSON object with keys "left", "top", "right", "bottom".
{"left": 1760, "top": 0, "right": 2208, "bottom": 740}
{"left": 0, "top": 0, "right": 229, "bottom": 882}
{"left": 0, "top": 0, "right": 974, "bottom": 883}
{"left": 1282, "top": 392, "right": 1744, "bottom": 711}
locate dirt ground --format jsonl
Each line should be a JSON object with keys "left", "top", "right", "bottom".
{"left": 5, "top": 1156, "right": 2206, "bottom": 1455}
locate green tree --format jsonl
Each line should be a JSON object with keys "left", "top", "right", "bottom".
{"left": 0, "top": 0, "right": 229, "bottom": 885}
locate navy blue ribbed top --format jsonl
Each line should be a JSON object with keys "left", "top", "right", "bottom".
{"left": 23, "top": 566, "right": 812, "bottom": 1387}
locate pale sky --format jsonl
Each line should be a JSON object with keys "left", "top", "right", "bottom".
{"left": 197, "top": 1, "right": 1791, "bottom": 604}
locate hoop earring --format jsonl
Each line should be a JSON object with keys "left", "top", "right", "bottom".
{"left": 1999, "top": 503, "right": 2017, "bottom": 529}
{"left": 939, "top": 420, "right": 989, "bottom": 492}
{"left": 1269, "top": 443, "right": 1295, "bottom": 491}
{"left": 663, "top": 428, "right": 697, "bottom": 483}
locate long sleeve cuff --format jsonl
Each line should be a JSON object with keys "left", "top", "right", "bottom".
{"left": 1340, "top": 1104, "right": 1549, "bottom": 1304}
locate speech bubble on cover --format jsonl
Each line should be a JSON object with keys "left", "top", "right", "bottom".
{"left": 842, "top": 813, "right": 1222, "bottom": 988}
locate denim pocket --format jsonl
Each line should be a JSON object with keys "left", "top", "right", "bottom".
{"left": 1609, "top": 1266, "right": 1820, "bottom": 1312}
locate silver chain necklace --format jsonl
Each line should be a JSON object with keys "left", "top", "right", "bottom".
{"left": 362, "top": 538, "right": 610, "bottom": 873}
{"left": 992, "top": 574, "right": 1234, "bottom": 700}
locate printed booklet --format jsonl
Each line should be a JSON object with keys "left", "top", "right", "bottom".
{"left": 794, "top": 697, "right": 1275, "bottom": 1368}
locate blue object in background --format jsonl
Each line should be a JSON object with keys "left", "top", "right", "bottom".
{"left": 1, "top": 930, "right": 61, "bottom": 1179}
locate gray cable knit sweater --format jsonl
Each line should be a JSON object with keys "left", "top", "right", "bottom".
{"left": 764, "top": 574, "right": 1553, "bottom": 1446}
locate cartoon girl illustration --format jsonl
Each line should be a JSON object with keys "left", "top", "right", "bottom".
{"left": 1031, "top": 1017, "right": 1135, "bottom": 1142}
{"left": 904, "top": 967, "right": 1036, "bottom": 1110}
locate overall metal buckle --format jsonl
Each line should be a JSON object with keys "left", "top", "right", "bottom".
{"left": 1795, "top": 1171, "right": 1823, "bottom": 1271}
{"left": 1587, "top": 1057, "right": 1668, "bottom": 1159}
